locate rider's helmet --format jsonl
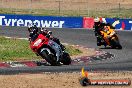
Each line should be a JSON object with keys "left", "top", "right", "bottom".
{"left": 94, "top": 17, "right": 101, "bottom": 26}
{"left": 31, "top": 23, "right": 38, "bottom": 34}
{"left": 32, "top": 23, "right": 37, "bottom": 29}
{"left": 28, "top": 23, "right": 33, "bottom": 32}
{"left": 94, "top": 17, "right": 100, "bottom": 22}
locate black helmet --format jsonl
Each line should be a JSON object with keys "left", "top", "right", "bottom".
{"left": 32, "top": 23, "right": 37, "bottom": 28}
{"left": 31, "top": 24, "right": 38, "bottom": 34}
{"left": 94, "top": 17, "right": 101, "bottom": 26}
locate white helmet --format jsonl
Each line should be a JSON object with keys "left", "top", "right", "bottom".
{"left": 94, "top": 17, "right": 100, "bottom": 22}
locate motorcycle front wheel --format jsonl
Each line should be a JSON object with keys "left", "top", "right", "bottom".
{"left": 61, "top": 52, "right": 71, "bottom": 65}
{"left": 40, "top": 50, "right": 58, "bottom": 66}
{"left": 111, "top": 39, "right": 122, "bottom": 49}
{"left": 79, "top": 77, "right": 91, "bottom": 86}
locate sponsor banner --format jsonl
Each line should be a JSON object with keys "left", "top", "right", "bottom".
{"left": 0, "top": 14, "right": 83, "bottom": 28}
{"left": 83, "top": 17, "right": 132, "bottom": 30}
{"left": 0, "top": 14, "right": 131, "bottom": 30}
{"left": 83, "top": 17, "right": 94, "bottom": 29}
{"left": 105, "top": 18, "right": 132, "bottom": 30}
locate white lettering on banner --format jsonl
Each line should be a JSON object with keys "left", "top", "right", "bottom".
{"left": 12, "top": 19, "right": 17, "bottom": 26}
{"left": 24, "top": 20, "right": 32, "bottom": 26}
{"left": 4, "top": 19, "right": 11, "bottom": 26}
{"left": 52, "top": 21, "right": 59, "bottom": 27}
{"left": 17, "top": 19, "right": 24, "bottom": 26}
{"left": 0, "top": 16, "right": 65, "bottom": 28}
{"left": 129, "top": 21, "right": 132, "bottom": 23}
{"left": 129, "top": 21, "right": 132, "bottom": 30}
{"left": 41, "top": 20, "right": 51, "bottom": 27}
{"left": 0, "top": 16, "right": 5, "bottom": 25}
{"left": 59, "top": 21, "right": 64, "bottom": 28}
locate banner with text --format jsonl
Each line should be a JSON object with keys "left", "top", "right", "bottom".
{"left": 105, "top": 18, "right": 132, "bottom": 30}
{"left": 83, "top": 17, "right": 132, "bottom": 30}
{"left": 0, "top": 14, "right": 83, "bottom": 28}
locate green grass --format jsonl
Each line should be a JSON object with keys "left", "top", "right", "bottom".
{"left": 0, "top": 37, "right": 82, "bottom": 61}
{"left": 65, "top": 46, "right": 82, "bottom": 56}
{"left": 0, "top": 8, "right": 132, "bottom": 18}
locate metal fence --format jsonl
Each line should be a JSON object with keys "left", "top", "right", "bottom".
{"left": 0, "top": 0, "right": 132, "bottom": 18}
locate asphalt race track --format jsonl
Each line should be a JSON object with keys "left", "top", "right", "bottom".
{"left": 0, "top": 26, "right": 132, "bottom": 74}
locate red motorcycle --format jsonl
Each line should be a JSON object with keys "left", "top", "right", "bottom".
{"left": 29, "top": 33, "right": 71, "bottom": 66}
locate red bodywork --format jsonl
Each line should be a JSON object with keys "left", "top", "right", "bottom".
{"left": 30, "top": 34, "right": 49, "bottom": 52}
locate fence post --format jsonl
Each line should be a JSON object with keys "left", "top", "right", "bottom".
{"left": 118, "top": 3, "right": 121, "bottom": 18}
{"left": 87, "top": 1, "right": 90, "bottom": 17}
{"left": 30, "top": 0, "right": 32, "bottom": 15}
{"left": 56, "top": 0, "right": 61, "bottom": 16}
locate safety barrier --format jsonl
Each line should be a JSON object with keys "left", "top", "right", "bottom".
{"left": 105, "top": 18, "right": 132, "bottom": 30}
{"left": 0, "top": 14, "right": 131, "bottom": 30}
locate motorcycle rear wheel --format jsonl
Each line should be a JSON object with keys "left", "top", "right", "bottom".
{"left": 111, "top": 39, "right": 122, "bottom": 49}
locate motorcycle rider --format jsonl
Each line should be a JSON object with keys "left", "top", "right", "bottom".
{"left": 28, "top": 23, "right": 39, "bottom": 41}
{"left": 28, "top": 24, "right": 65, "bottom": 51}
{"left": 94, "top": 17, "right": 114, "bottom": 46}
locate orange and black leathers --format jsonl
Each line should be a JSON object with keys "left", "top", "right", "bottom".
{"left": 94, "top": 22, "right": 111, "bottom": 46}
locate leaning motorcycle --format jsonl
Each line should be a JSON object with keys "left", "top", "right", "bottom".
{"left": 29, "top": 33, "right": 71, "bottom": 66}
{"left": 99, "top": 26, "right": 122, "bottom": 49}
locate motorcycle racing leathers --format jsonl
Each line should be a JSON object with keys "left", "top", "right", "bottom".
{"left": 94, "top": 22, "right": 113, "bottom": 46}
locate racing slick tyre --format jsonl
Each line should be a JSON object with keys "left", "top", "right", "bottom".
{"left": 117, "top": 44, "right": 122, "bottom": 49}
{"left": 61, "top": 52, "right": 71, "bottom": 65}
{"left": 41, "top": 50, "right": 58, "bottom": 66}
{"left": 111, "top": 39, "right": 122, "bottom": 49}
